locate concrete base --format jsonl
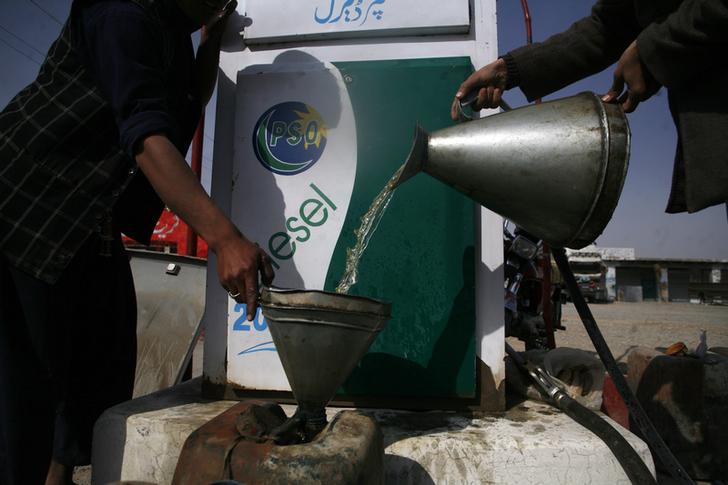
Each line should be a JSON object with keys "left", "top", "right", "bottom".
{"left": 92, "top": 379, "right": 654, "bottom": 485}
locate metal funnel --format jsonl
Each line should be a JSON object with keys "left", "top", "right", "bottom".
{"left": 393, "top": 92, "right": 630, "bottom": 249}
{"left": 260, "top": 287, "right": 391, "bottom": 418}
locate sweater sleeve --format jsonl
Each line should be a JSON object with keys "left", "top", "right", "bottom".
{"left": 78, "top": 2, "right": 180, "bottom": 158}
{"left": 506, "top": 0, "right": 641, "bottom": 101}
{"left": 637, "top": 0, "right": 728, "bottom": 89}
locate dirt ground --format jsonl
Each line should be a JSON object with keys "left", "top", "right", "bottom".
{"left": 508, "top": 301, "right": 728, "bottom": 359}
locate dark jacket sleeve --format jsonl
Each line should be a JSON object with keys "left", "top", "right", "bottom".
{"left": 506, "top": 0, "right": 641, "bottom": 101}
{"left": 637, "top": 0, "right": 728, "bottom": 89}
{"left": 78, "top": 2, "right": 180, "bottom": 158}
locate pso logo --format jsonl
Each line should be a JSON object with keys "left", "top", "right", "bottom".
{"left": 253, "top": 102, "right": 328, "bottom": 175}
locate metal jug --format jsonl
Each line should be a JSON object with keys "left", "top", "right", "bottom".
{"left": 394, "top": 92, "right": 630, "bottom": 249}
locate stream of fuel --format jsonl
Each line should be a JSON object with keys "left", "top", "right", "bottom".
{"left": 335, "top": 164, "right": 405, "bottom": 294}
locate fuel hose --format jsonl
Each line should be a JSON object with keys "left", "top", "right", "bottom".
{"left": 505, "top": 343, "right": 656, "bottom": 484}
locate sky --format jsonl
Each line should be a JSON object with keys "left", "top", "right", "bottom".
{"left": 1, "top": 0, "right": 726, "bottom": 261}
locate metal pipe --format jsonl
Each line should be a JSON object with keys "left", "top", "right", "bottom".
{"left": 518, "top": 0, "right": 533, "bottom": 45}
{"left": 518, "top": 0, "right": 541, "bottom": 105}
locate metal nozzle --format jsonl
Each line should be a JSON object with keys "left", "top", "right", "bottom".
{"left": 392, "top": 124, "right": 429, "bottom": 188}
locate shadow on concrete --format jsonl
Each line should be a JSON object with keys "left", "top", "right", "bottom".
{"left": 383, "top": 455, "right": 437, "bottom": 485}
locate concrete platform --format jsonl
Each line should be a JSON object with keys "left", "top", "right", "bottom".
{"left": 92, "top": 379, "right": 654, "bottom": 485}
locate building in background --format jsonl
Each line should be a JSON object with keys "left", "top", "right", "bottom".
{"left": 567, "top": 246, "right": 728, "bottom": 304}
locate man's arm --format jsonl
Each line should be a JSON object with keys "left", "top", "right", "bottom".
{"left": 78, "top": 2, "right": 273, "bottom": 320}
{"left": 452, "top": 0, "right": 640, "bottom": 116}
{"left": 136, "top": 135, "right": 274, "bottom": 319}
{"left": 508, "top": 0, "right": 641, "bottom": 102}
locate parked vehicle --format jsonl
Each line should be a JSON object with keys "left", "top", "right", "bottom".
{"left": 575, "top": 272, "right": 608, "bottom": 303}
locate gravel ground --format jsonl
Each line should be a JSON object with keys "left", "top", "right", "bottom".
{"left": 73, "top": 466, "right": 90, "bottom": 485}
{"left": 509, "top": 301, "right": 728, "bottom": 359}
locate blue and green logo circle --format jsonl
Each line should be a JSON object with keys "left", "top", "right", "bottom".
{"left": 253, "top": 102, "right": 328, "bottom": 175}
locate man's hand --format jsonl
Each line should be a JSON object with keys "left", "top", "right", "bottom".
{"left": 602, "top": 40, "right": 660, "bottom": 113}
{"left": 451, "top": 58, "right": 508, "bottom": 121}
{"left": 215, "top": 231, "right": 275, "bottom": 321}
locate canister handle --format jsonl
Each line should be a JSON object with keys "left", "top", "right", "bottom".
{"left": 457, "top": 90, "right": 512, "bottom": 121}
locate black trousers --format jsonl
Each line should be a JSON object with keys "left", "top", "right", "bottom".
{"left": 0, "top": 234, "right": 136, "bottom": 484}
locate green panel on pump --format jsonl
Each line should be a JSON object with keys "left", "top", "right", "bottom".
{"left": 325, "top": 58, "right": 477, "bottom": 398}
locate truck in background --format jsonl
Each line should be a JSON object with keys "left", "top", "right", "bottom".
{"left": 566, "top": 248, "right": 611, "bottom": 303}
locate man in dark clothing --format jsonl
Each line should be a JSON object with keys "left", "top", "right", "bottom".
{"left": 0, "top": 0, "right": 274, "bottom": 483}
{"left": 452, "top": 0, "right": 728, "bottom": 215}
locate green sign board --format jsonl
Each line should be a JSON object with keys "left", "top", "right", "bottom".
{"left": 325, "top": 58, "right": 477, "bottom": 398}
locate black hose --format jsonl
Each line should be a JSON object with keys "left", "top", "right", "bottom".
{"left": 505, "top": 343, "right": 656, "bottom": 484}
{"left": 553, "top": 392, "right": 656, "bottom": 484}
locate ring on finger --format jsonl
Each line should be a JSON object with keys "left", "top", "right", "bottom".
{"left": 228, "top": 289, "right": 241, "bottom": 298}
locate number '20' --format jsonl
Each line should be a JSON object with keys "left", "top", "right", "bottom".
{"left": 232, "top": 303, "right": 268, "bottom": 331}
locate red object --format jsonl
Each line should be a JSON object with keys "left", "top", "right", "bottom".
{"left": 519, "top": 0, "right": 541, "bottom": 107}
{"left": 519, "top": 0, "right": 534, "bottom": 45}
{"left": 665, "top": 341, "right": 688, "bottom": 356}
{"left": 601, "top": 374, "right": 630, "bottom": 429}
{"left": 122, "top": 208, "right": 209, "bottom": 259}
